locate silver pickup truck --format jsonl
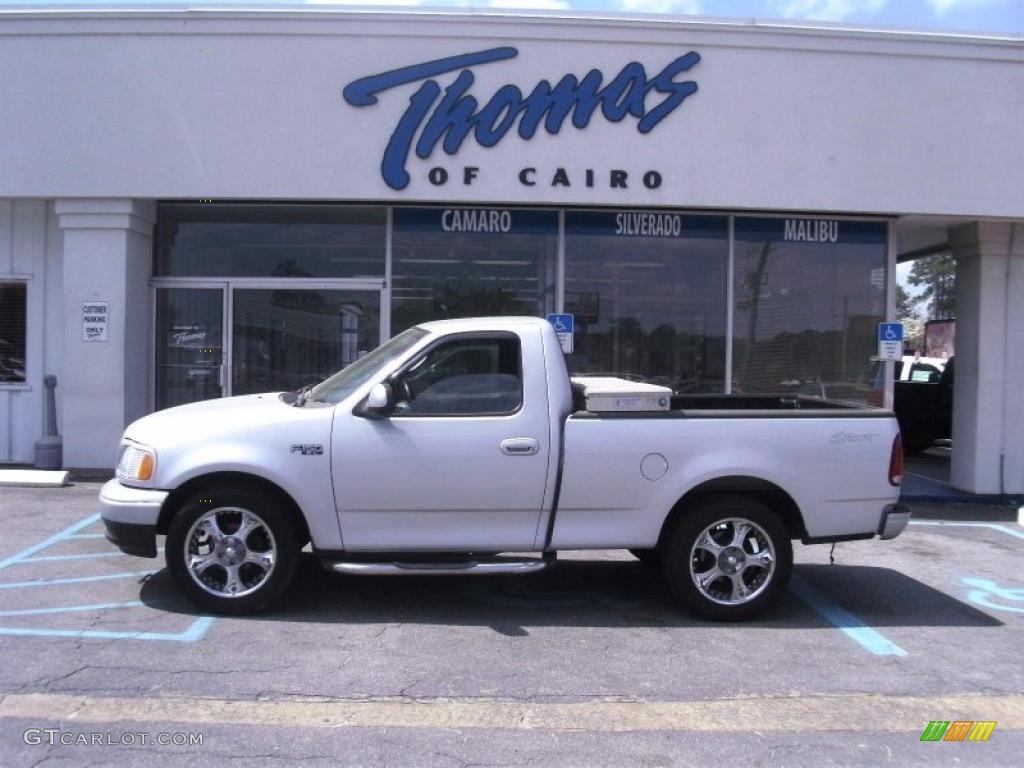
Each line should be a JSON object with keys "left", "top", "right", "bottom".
{"left": 100, "top": 317, "right": 908, "bottom": 621}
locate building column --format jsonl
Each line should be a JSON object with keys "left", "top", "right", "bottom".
{"left": 55, "top": 199, "right": 155, "bottom": 469}
{"left": 948, "top": 221, "right": 1024, "bottom": 495}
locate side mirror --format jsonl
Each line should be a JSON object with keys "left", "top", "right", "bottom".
{"left": 363, "top": 382, "right": 395, "bottom": 418}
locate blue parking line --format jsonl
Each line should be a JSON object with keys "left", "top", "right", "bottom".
{"left": 0, "top": 513, "right": 102, "bottom": 572}
{"left": 0, "top": 513, "right": 219, "bottom": 644}
{"left": 20, "top": 548, "right": 164, "bottom": 564}
{"left": 909, "top": 521, "right": 1024, "bottom": 542}
{"left": 0, "top": 571, "right": 156, "bottom": 590}
{"left": 0, "top": 600, "right": 148, "bottom": 617}
{"left": 790, "top": 575, "right": 907, "bottom": 657}
{"left": 0, "top": 616, "right": 215, "bottom": 643}
{"left": 19, "top": 551, "right": 130, "bottom": 563}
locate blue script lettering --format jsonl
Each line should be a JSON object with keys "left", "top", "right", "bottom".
{"left": 342, "top": 47, "right": 701, "bottom": 190}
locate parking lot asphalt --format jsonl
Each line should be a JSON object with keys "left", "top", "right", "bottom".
{"left": 0, "top": 483, "right": 1021, "bottom": 767}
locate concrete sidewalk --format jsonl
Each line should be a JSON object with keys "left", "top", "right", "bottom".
{"left": 901, "top": 444, "right": 1024, "bottom": 506}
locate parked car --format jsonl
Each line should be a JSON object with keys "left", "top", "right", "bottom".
{"left": 896, "top": 355, "right": 947, "bottom": 383}
{"left": 894, "top": 356, "right": 954, "bottom": 454}
{"left": 99, "top": 317, "right": 907, "bottom": 621}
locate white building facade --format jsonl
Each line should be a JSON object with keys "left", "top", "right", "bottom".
{"left": 0, "top": 7, "right": 1021, "bottom": 494}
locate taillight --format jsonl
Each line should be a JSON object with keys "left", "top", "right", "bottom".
{"left": 889, "top": 433, "right": 903, "bottom": 486}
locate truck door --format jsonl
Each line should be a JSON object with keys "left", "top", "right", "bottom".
{"left": 331, "top": 329, "right": 552, "bottom": 551}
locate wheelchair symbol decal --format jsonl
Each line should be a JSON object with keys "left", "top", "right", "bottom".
{"left": 964, "top": 577, "right": 1024, "bottom": 614}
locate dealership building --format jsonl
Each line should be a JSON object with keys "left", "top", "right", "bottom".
{"left": 0, "top": 5, "right": 1021, "bottom": 495}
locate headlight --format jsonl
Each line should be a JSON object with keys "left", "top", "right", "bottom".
{"left": 116, "top": 443, "right": 157, "bottom": 484}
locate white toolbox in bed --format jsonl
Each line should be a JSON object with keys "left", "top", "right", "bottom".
{"left": 571, "top": 377, "right": 673, "bottom": 412}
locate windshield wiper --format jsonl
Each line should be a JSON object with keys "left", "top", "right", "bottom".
{"left": 293, "top": 384, "right": 315, "bottom": 407}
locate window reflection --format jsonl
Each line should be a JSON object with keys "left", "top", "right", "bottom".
{"left": 564, "top": 212, "right": 728, "bottom": 392}
{"left": 391, "top": 208, "right": 558, "bottom": 333}
{"left": 0, "top": 282, "right": 27, "bottom": 383}
{"left": 231, "top": 289, "right": 380, "bottom": 396}
{"left": 732, "top": 218, "right": 887, "bottom": 402}
{"left": 157, "top": 204, "right": 386, "bottom": 278}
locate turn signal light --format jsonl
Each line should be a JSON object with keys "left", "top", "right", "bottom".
{"left": 138, "top": 453, "right": 155, "bottom": 481}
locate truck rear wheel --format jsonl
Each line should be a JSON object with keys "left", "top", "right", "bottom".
{"left": 166, "top": 485, "right": 300, "bottom": 615}
{"left": 661, "top": 495, "right": 792, "bottom": 621}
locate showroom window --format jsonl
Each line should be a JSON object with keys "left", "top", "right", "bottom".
{"left": 0, "top": 281, "right": 27, "bottom": 384}
{"left": 391, "top": 207, "right": 558, "bottom": 334}
{"left": 156, "top": 204, "right": 386, "bottom": 278}
{"left": 564, "top": 211, "right": 729, "bottom": 392}
{"left": 732, "top": 217, "right": 888, "bottom": 402}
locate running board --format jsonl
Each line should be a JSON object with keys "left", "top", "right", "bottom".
{"left": 324, "top": 553, "right": 555, "bottom": 576}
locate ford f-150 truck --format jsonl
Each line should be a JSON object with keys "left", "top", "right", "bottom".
{"left": 100, "top": 317, "right": 908, "bottom": 621}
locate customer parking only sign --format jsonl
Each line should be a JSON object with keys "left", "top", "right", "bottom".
{"left": 878, "top": 323, "right": 904, "bottom": 361}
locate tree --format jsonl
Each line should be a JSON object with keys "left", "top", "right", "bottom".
{"left": 895, "top": 284, "right": 925, "bottom": 352}
{"left": 906, "top": 253, "right": 955, "bottom": 320}
{"left": 896, "top": 284, "right": 916, "bottom": 320}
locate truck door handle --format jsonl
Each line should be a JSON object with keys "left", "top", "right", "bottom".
{"left": 500, "top": 438, "right": 539, "bottom": 456}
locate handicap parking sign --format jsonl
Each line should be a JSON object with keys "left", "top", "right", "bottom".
{"left": 877, "top": 323, "right": 904, "bottom": 361}
{"left": 546, "top": 314, "right": 574, "bottom": 353}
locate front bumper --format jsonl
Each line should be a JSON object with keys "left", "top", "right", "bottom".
{"left": 878, "top": 503, "right": 911, "bottom": 540}
{"left": 98, "top": 479, "right": 168, "bottom": 558}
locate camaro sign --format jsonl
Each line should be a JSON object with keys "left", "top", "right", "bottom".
{"left": 343, "top": 47, "right": 701, "bottom": 190}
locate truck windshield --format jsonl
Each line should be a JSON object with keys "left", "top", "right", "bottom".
{"left": 309, "top": 327, "right": 429, "bottom": 404}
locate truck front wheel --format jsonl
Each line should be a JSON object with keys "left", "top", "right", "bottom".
{"left": 166, "top": 486, "right": 300, "bottom": 614}
{"left": 661, "top": 495, "right": 792, "bottom": 621}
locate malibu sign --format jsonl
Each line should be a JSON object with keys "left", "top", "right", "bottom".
{"left": 343, "top": 47, "right": 701, "bottom": 191}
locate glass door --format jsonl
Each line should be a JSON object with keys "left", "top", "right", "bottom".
{"left": 230, "top": 286, "right": 382, "bottom": 397}
{"left": 155, "top": 282, "right": 384, "bottom": 409}
{"left": 155, "top": 286, "right": 226, "bottom": 410}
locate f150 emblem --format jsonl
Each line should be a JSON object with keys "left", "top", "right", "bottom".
{"left": 291, "top": 444, "right": 324, "bottom": 456}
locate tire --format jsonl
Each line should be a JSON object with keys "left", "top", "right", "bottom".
{"left": 165, "top": 485, "right": 300, "bottom": 615}
{"left": 660, "top": 494, "right": 793, "bottom": 621}
{"left": 629, "top": 548, "right": 661, "bottom": 568}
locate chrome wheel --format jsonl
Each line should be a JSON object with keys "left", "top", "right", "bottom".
{"left": 689, "top": 517, "right": 776, "bottom": 606}
{"left": 184, "top": 507, "right": 277, "bottom": 599}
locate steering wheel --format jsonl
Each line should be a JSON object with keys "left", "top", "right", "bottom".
{"left": 397, "top": 377, "right": 413, "bottom": 405}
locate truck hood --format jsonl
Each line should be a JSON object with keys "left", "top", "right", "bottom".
{"left": 123, "top": 393, "right": 289, "bottom": 448}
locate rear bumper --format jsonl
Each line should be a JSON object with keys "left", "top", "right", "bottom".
{"left": 98, "top": 479, "right": 167, "bottom": 558}
{"left": 878, "top": 503, "right": 911, "bottom": 540}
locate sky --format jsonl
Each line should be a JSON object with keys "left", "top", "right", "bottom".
{"left": 2, "top": 0, "right": 1022, "bottom": 36}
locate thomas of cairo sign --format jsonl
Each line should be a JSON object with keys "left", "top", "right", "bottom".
{"left": 343, "top": 47, "right": 701, "bottom": 191}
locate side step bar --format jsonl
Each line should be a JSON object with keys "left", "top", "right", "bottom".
{"left": 325, "top": 553, "right": 555, "bottom": 576}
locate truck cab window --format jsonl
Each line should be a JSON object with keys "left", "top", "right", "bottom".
{"left": 396, "top": 336, "right": 522, "bottom": 415}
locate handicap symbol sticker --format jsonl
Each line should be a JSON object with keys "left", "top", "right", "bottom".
{"left": 878, "top": 323, "right": 904, "bottom": 342}
{"left": 547, "top": 314, "right": 574, "bottom": 334}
